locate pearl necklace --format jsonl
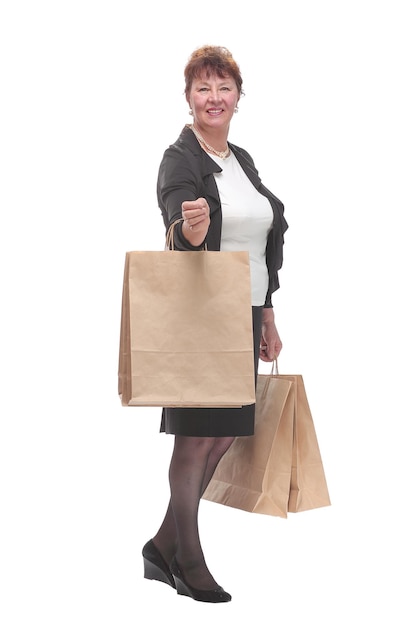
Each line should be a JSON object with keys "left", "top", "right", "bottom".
{"left": 189, "top": 124, "right": 230, "bottom": 159}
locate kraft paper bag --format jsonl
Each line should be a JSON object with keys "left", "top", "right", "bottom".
{"left": 283, "top": 374, "right": 331, "bottom": 513}
{"left": 118, "top": 243, "right": 255, "bottom": 408}
{"left": 203, "top": 367, "right": 331, "bottom": 517}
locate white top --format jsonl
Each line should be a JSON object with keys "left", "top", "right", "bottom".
{"left": 211, "top": 151, "right": 273, "bottom": 306}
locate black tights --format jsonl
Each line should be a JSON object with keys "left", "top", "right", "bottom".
{"left": 152, "top": 435, "right": 234, "bottom": 589}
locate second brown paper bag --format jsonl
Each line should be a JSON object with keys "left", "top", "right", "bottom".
{"left": 203, "top": 369, "right": 331, "bottom": 517}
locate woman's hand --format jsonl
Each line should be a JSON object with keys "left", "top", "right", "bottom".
{"left": 182, "top": 198, "right": 210, "bottom": 243}
{"left": 260, "top": 307, "right": 282, "bottom": 362}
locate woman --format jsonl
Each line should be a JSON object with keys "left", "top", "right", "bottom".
{"left": 142, "top": 45, "right": 288, "bottom": 603}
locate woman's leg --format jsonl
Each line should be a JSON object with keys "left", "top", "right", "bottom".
{"left": 152, "top": 435, "right": 234, "bottom": 589}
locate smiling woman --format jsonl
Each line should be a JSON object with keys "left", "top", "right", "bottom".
{"left": 185, "top": 48, "right": 241, "bottom": 157}
{"left": 141, "top": 44, "right": 288, "bottom": 604}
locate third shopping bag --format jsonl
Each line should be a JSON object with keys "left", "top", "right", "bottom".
{"left": 203, "top": 363, "right": 331, "bottom": 517}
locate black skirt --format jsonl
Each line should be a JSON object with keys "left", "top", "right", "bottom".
{"left": 160, "top": 306, "right": 263, "bottom": 437}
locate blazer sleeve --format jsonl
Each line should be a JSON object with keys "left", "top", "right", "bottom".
{"left": 157, "top": 146, "right": 207, "bottom": 251}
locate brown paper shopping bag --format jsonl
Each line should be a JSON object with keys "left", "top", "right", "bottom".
{"left": 283, "top": 374, "right": 331, "bottom": 513}
{"left": 118, "top": 233, "right": 255, "bottom": 408}
{"left": 203, "top": 365, "right": 331, "bottom": 517}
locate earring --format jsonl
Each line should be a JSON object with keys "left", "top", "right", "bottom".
{"left": 234, "top": 107, "right": 239, "bottom": 113}
{"left": 189, "top": 109, "right": 193, "bottom": 116}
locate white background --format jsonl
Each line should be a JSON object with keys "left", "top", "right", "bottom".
{"left": 1, "top": 1, "right": 416, "bottom": 624}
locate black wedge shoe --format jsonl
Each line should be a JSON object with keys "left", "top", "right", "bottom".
{"left": 142, "top": 540, "right": 175, "bottom": 588}
{"left": 170, "top": 557, "right": 232, "bottom": 603}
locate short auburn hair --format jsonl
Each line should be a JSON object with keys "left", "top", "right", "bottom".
{"left": 184, "top": 45, "right": 243, "bottom": 98}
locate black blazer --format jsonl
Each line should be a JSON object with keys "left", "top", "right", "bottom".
{"left": 157, "top": 125, "right": 288, "bottom": 307}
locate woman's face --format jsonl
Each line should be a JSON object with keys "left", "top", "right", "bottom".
{"left": 188, "top": 71, "right": 240, "bottom": 134}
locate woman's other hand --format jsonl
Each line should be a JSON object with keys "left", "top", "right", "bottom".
{"left": 260, "top": 307, "right": 282, "bottom": 362}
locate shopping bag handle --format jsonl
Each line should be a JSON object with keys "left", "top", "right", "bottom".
{"left": 165, "top": 218, "right": 208, "bottom": 251}
{"left": 165, "top": 219, "right": 183, "bottom": 250}
{"left": 270, "top": 358, "right": 279, "bottom": 375}
{"left": 258, "top": 358, "right": 279, "bottom": 400}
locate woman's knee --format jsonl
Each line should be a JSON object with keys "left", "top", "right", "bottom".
{"left": 173, "top": 435, "right": 234, "bottom": 462}
{"left": 211, "top": 436, "right": 235, "bottom": 459}
{"left": 173, "top": 435, "right": 215, "bottom": 460}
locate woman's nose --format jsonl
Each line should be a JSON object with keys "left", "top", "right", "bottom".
{"left": 208, "top": 89, "right": 221, "bottom": 102}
